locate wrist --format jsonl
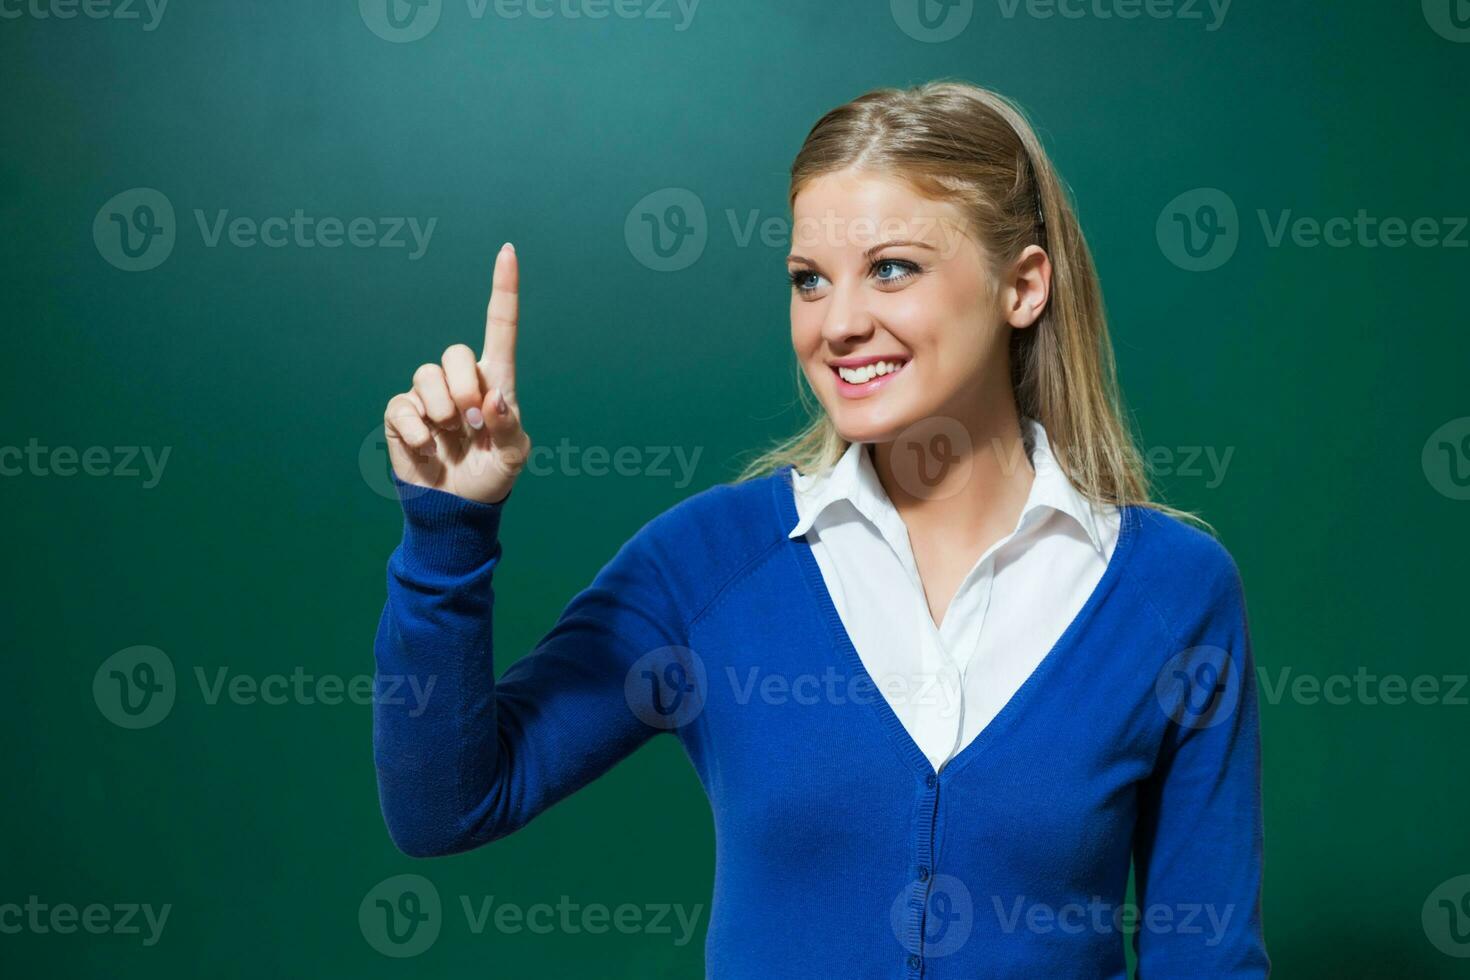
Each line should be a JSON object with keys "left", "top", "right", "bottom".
{"left": 393, "top": 474, "right": 508, "bottom": 574}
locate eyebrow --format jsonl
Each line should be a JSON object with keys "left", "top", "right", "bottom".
{"left": 786, "top": 239, "right": 939, "bottom": 266}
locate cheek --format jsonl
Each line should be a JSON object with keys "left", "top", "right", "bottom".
{"left": 790, "top": 301, "right": 821, "bottom": 355}
{"left": 869, "top": 288, "right": 951, "bottom": 359}
{"left": 895, "top": 273, "right": 995, "bottom": 356}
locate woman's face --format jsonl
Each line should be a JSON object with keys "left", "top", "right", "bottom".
{"left": 787, "top": 168, "right": 1044, "bottom": 445}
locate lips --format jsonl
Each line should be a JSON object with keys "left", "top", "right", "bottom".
{"left": 830, "top": 357, "right": 909, "bottom": 399}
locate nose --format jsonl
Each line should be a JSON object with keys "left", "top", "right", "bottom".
{"left": 819, "top": 278, "right": 877, "bottom": 349}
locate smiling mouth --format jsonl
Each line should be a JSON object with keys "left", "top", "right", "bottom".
{"left": 830, "top": 358, "right": 909, "bottom": 397}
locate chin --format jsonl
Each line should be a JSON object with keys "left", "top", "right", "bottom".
{"left": 829, "top": 404, "right": 914, "bottom": 445}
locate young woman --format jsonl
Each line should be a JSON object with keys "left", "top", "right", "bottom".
{"left": 374, "top": 81, "right": 1268, "bottom": 977}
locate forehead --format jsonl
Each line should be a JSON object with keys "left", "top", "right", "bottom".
{"left": 789, "top": 168, "right": 971, "bottom": 255}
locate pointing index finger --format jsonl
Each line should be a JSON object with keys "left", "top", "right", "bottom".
{"left": 481, "top": 242, "right": 518, "bottom": 395}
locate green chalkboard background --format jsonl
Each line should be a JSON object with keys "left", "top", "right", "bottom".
{"left": 3, "top": 1, "right": 1468, "bottom": 976}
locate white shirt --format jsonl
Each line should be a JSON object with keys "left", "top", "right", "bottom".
{"left": 788, "top": 417, "right": 1122, "bottom": 772}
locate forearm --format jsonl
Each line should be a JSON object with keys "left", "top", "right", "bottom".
{"left": 372, "top": 478, "right": 680, "bottom": 857}
{"left": 373, "top": 480, "right": 509, "bottom": 856}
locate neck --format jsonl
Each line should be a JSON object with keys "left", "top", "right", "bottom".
{"left": 869, "top": 396, "right": 1034, "bottom": 549}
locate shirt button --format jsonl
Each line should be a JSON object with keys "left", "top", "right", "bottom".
{"left": 907, "top": 953, "right": 922, "bottom": 969}
{"left": 918, "top": 865, "right": 931, "bottom": 881}
{"left": 925, "top": 773, "right": 937, "bottom": 788}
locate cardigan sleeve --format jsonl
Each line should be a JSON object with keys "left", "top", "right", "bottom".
{"left": 1132, "top": 550, "right": 1270, "bottom": 977}
{"left": 371, "top": 477, "right": 688, "bottom": 857}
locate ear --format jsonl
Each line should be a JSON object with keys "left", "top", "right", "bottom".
{"left": 1002, "top": 245, "right": 1052, "bottom": 329}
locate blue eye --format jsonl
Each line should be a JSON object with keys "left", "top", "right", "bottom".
{"left": 787, "top": 259, "right": 921, "bottom": 296}
{"left": 874, "top": 259, "right": 919, "bottom": 283}
{"left": 788, "top": 270, "right": 824, "bottom": 293}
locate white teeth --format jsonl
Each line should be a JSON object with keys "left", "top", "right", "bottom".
{"left": 837, "top": 360, "right": 904, "bottom": 384}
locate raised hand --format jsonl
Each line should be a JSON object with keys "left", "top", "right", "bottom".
{"left": 383, "top": 242, "right": 532, "bottom": 504}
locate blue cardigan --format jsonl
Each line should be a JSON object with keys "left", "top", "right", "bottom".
{"left": 373, "top": 467, "right": 1268, "bottom": 977}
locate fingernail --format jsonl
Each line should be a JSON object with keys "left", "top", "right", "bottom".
{"left": 495, "top": 392, "right": 508, "bottom": 415}
{"left": 466, "top": 407, "right": 484, "bottom": 429}
{"left": 502, "top": 241, "right": 514, "bottom": 254}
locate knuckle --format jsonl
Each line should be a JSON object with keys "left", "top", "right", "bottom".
{"left": 384, "top": 394, "right": 416, "bottom": 421}
{"left": 443, "top": 343, "right": 474, "bottom": 364}
{"left": 412, "top": 363, "right": 441, "bottom": 386}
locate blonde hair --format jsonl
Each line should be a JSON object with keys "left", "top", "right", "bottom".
{"left": 736, "top": 79, "right": 1201, "bottom": 527}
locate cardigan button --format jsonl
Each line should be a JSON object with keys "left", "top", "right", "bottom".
{"left": 907, "top": 953, "right": 922, "bottom": 969}
{"left": 918, "top": 865, "right": 931, "bottom": 882}
{"left": 925, "top": 773, "right": 937, "bottom": 788}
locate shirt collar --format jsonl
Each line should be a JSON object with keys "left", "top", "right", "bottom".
{"left": 1024, "top": 418, "right": 1105, "bottom": 555}
{"left": 788, "top": 417, "right": 1105, "bottom": 557}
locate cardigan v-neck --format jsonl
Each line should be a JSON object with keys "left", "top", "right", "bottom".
{"left": 781, "top": 468, "right": 1142, "bottom": 781}
{"left": 373, "top": 467, "right": 1268, "bottom": 978}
